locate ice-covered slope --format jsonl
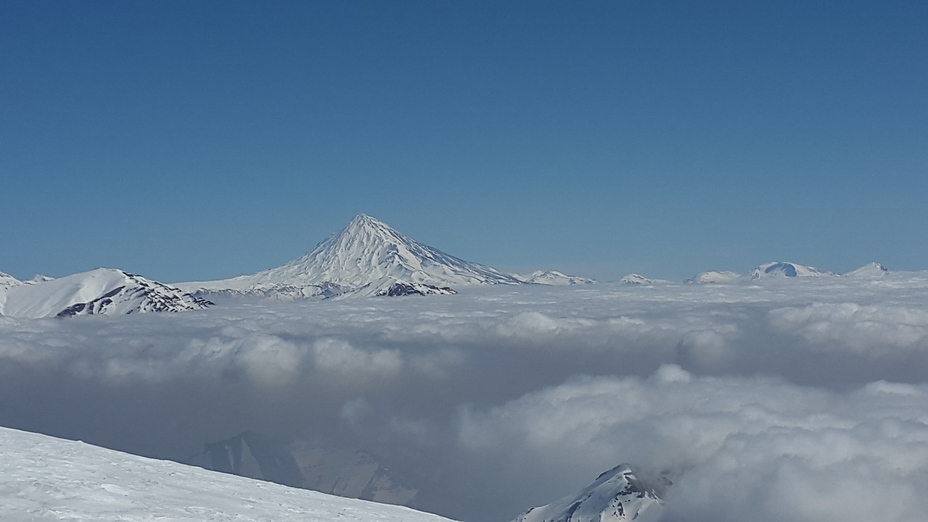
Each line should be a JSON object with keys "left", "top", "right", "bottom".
{"left": 0, "top": 268, "right": 211, "bottom": 318}
{"left": 750, "top": 262, "right": 833, "bottom": 280}
{"left": 0, "top": 426, "right": 455, "bottom": 522}
{"left": 512, "top": 464, "right": 665, "bottom": 522}
{"left": 684, "top": 270, "right": 745, "bottom": 284}
{"left": 181, "top": 214, "right": 522, "bottom": 298}
{"left": 516, "top": 270, "right": 596, "bottom": 286}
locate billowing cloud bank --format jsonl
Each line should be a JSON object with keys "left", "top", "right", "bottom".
{"left": 2, "top": 275, "right": 928, "bottom": 521}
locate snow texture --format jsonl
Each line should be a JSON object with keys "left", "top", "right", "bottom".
{"left": 0, "top": 426, "right": 455, "bottom": 522}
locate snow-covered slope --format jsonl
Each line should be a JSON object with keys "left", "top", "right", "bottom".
{"left": 684, "top": 270, "right": 745, "bottom": 284}
{"left": 0, "top": 268, "right": 211, "bottom": 318}
{"left": 844, "top": 262, "right": 889, "bottom": 278}
{"left": 180, "top": 214, "right": 522, "bottom": 298}
{"left": 513, "top": 464, "right": 665, "bottom": 522}
{"left": 750, "top": 262, "right": 833, "bottom": 280}
{"left": 516, "top": 270, "right": 596, "bottom": 286}
{"left": 0, "top": 426, "right": 455, "bottom": 522}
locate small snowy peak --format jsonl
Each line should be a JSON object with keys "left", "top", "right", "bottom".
{"left": 1, "top": 268, "right": 211, "bottom": 318}
{"left": 619, "top": 274, "right": 671, "bottom": 285}
{"left": 685, "top": 271, "right": 745, "bottom": 284}
{"left": 513, "top": 464, "right": 665, "bottom": 522}
{"left": 844, "top": 262, "right": 889, "bottom": 278}
{"left": 620, "top": 273, "right": 652, "bottom": 285}
{"left": 0, "top": 426, "right": 455, "bottom": 522}
{"left": 181, "top": 214, "right": 522, "bottom": 298}
{"left": 516, "top": 270, "right": 596, "bottom": 286}
{"left": 750, "top": 262, "right": 833, "bottom": 280}
{"left": 28, "top": 274, "right": 55, "bottom": 283}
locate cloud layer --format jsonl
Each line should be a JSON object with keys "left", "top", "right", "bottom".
{"left": 3, "top": 275, "right": 928, "bottom": 521}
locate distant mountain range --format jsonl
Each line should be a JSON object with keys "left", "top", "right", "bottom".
{"left": 0, "top": 214, "right": 898, "bottom": 318}
{"left": 683, "top": 261, "right": 888, "bottom": 285}
{"left": 0, "top": 214, "right": 591, "bottom": 318}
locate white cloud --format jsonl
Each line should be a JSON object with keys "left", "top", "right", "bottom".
{"left": 2, "top": 277, "right": 928, "bottom": 520}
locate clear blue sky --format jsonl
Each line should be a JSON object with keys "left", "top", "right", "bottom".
{"left": 2, "top": 1, "right": 927, "bottom": 282}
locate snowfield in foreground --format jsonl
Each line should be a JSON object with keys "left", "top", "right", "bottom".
{"left": 0, "top": 426, "right": 454, "bottom": 522}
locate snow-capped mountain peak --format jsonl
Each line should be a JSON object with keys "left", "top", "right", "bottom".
{"left": 181, "top": 214, "right": 523, "bottom": 298}
{"left": 513, "top": 464, "right": 665, "bottom": 522}
{"left": 515, "top": 270, "right": 596, "bottom": 286}
{"left": 844, "top": 262, "right": 889, "bottom": 278}
{"left": 750, "top": 262, "right": 833, "bottom": 280}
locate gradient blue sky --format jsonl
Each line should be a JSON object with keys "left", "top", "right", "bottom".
{"left": 2, "top": 1, "right": 927, "bottom": 283}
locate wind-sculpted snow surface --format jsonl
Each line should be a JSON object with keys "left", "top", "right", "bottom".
{"left": 3, "top": 275, "right": 928, "bottom": 520}
{"left": 0, "top": 426, "right": 455, "bottom": 522}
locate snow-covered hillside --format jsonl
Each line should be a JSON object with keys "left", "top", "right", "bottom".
{"left": 750, "top": 261, "right": 833, "bottom": 280}
{"left": 0, "top": 426, "right": 455, "bottom": 522}
{"left": 513, "top": 464, "right": 665, "bottom": 522}
{"left": 180, "top": 214, "right": 523, "bottom": 298}
{"left": 516, "top": 270, "right": 595, "bottom": 286}
{"left": 0, "top": 268, "right": 211, "bottom": 318}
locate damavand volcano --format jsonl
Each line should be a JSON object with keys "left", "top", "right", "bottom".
{"left": 179, "top": 214, "right": 524, "bottom": 299}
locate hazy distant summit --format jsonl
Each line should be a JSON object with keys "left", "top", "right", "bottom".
{"left": 180, "top": 214, "right": 525, "bottom": 298}
{"left": 685, "top": 262, "right": 888, "bottom": 284}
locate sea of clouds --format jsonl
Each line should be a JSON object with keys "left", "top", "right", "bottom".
{"left": 2, "top": 275, "right": 928, "bottom": 521}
